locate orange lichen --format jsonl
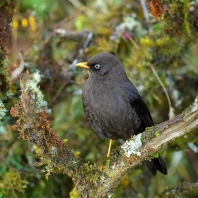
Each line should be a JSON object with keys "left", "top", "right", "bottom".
{"left": 37, "top": 111, "right": 51, "bottom": 129}
{"left": 147, "top": 0, "right": 164, "bottom": 17}
{"left": 10, "top": 105, "right": 20, "bottom": 117}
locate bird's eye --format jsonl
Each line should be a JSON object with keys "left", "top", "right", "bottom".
{"left": 94, "top": 64, "right": 100, "bottom": 69}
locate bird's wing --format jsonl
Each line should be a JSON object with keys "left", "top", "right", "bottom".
{"left": 121, "top": 83, "right": 168, "bottom": 176}
{"left": 120, "top": 83, "right": 154, "bottom": 128}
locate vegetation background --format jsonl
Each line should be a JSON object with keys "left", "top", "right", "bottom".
{"left": 0, "top": 0, "right": 198, "bottom": 197}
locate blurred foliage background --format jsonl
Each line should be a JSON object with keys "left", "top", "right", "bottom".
{"left": 0, "top": 0, "right": 198, "bottom": 197}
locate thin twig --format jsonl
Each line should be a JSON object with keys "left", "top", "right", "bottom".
{"left": 68, "top": 0, "right": 94, "bottom": 17}
{"left": 149, "top": 64, "right": 174, "bottom": 119}
{"left": 49, "top": 81, "right": 68, "bottom": 106}
{"left": 140, "top": 0, "right": 150, "bottom": 22}
{"left": 42, "top": 9, "right": 86, "bottom": 47}
{"left": 129, "top": 37, "right": 140, "bottom": 50}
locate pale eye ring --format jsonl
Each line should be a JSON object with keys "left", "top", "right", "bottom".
{"left": 94, "top": 64, "right": 100, "bottom": 69}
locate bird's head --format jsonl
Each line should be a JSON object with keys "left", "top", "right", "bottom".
{"left": 76, "top": 52, "right": 126, "bottom": 79}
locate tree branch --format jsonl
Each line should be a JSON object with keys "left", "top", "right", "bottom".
{"left": 156, "top": 182, "right": 198, "bottom": 198}
{"left": 10, "top": 73, "right": 198, "bottom": 197}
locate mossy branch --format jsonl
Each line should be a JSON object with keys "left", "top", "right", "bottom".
{"left": 10, "top": 73, "right": 82, "bottom": 179}
{"left": 10, "top": 73, "right": 198, "bottom": 197}
{"left": 156, "top": 182, "right": 198, "bottom": 198}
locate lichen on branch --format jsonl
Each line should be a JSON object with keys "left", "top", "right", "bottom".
{"left": 10, "top": 72, "right": 81, "bottom": 178}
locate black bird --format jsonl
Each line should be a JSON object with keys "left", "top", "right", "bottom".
{"left": 76, "top": 52, "right": 167, "bottom": 176}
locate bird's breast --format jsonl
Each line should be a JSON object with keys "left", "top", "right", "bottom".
{"left": 82, "top": 79, "right": 142, "bottom": 141}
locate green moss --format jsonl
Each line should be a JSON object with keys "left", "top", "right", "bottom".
{"left": 150, "top": 152, "right": 159, "bottom": 159}
{"left": 169, "top": 130, "right": 196, "bottom": 150}
{"left": 0, "top": 52, "right": 9, "bottom": 95}
{"left": 161, "top": 0, "right": 191, "bottom": 36}
{"left": 0, "top": 171, "right": 28, "bottom": 197}
{"left": 33, "top": 145, "right": 41, "bottom": 155}
{"left": 182, "top": 0, "right": 191, "bottom": 36}
{"left": 70, "top": 187, "right": 79, "bottom": 198}
{"left": 155, "top": 131, "right": 160, "bottom": 137}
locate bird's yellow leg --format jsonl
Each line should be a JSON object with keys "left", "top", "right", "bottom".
{"left": 107, "top": 139, "right": 112, "bottom": 157}
{"left": 98, "top": 139, "right": 113, "bottom": 171}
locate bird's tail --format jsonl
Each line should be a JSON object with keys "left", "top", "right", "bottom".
{"left": 145, "top": 155, "right": 167, "bottom": 176}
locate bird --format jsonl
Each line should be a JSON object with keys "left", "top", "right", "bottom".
{"left": 76, "top": 52, "right": 167, "bottom": 176}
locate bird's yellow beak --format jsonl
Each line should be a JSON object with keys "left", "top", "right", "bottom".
{"left": 76, "top": 62, "right": 89, "bottom": 69}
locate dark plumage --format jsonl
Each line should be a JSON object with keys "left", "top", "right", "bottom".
{"left": 76, "top": 52, "right": 167, "bottom": 176}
